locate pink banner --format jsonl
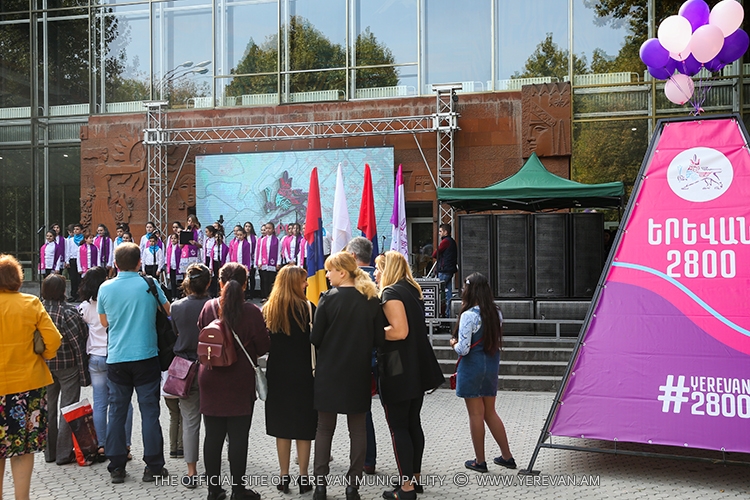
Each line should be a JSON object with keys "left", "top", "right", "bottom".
{"left": 550, "top": 118, "right": 750, "bottom": 453}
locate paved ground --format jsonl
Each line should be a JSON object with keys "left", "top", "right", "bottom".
{"left": 3, "top": 388, "right": 749, "bottom": 500}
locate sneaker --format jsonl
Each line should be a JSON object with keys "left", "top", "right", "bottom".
{"left": 464, "top": 459, "right": 488, "bottom": 473}
{"left": 110, "top": 468, "right": 126, "bottom": 484}
{"left": 143, "top": 466, "right": 169, "bottom": 482}
{"left": 493, "top": 456, "right": 517, "bottom": 469}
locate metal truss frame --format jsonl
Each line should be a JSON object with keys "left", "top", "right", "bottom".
{"left": 144, "top": 101, "right": 169, "bottom": 234}
{"left": 144, "top": 89, "right": 460, "bottom": 232}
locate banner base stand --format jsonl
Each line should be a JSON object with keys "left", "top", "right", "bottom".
{"left": 530, "top": 441, "right": 750, "bottom": 470}
{"left": 517, "top": 469, "right": 540, "bottom": 476}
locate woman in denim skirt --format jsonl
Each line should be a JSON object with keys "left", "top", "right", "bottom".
{"left": 449, "top": 273, "right": 516, "bottom": 473}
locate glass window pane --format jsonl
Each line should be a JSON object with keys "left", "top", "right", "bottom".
{"left": 48, "top": 147, "right": 80, "bottom": 241}
{"left": 218, "top": 0, "right": 277, "bottom": 77}
{"left": 0, "top": 16, "right": 30, "bottom": 108}
{"left": 355, "top": 0, "right": 416, "bottom": 65}
{"left": 282, "top": 69, "right": 344, "bottom": 101}
{"left": 424, "top": 0, "right": 490, "bottom": 93}
{"left": 219, "top": 75, "right": 278, "bottom": 106}
{"left": 153, "top": 0, "right": 213, "bottom": 106}
{"left": 1, "top": 0, "right": 28, "bottom": 14}
{"left": 573, "top": 0, "right": 643, "bottom": 82}
{"left": 572, "top": 119, "right": 647, "bottom": 198}
{"left": 0, "top": 148, "right": 34, "bottom": 263}
{"left": 497, "top": 0, "right": 568, "bottom": 88}
{"left": 354, "top": 66, "right": 416, "bottom": 98}
{"left": 95, "top": 4, "right": 151, "bottom": 112}
{"left": 282, "top": 0, "right": 346, "bottom": 72}
{"left": 43, "top": 12, "right": 90, "bottom": 109}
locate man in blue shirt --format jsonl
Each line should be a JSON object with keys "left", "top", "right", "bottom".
{"left": 98, "top": 242, "right": 171, "bottom": 484}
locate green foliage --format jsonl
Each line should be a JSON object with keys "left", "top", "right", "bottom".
{"left": 514, "top": 33, "right": 586, "bottom": 80}
{"left": 226, "top": 16, "right": 397, "bottom": 97}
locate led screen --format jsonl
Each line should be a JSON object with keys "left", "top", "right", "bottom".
{"left": 196, "top": 147, "right": 395, "bottom": 246}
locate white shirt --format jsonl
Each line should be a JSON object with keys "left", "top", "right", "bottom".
{"left": 79, "top": 300, "right": 108, "bottom": 357}
{"left": 42, "top": 242, "right": 59, "bottom": 271}
{"left": 142, "top": 246, "right": 165, "bottom": 274}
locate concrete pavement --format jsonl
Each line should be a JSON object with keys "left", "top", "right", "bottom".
{"left": 3, "top": 388, "right": 749, "bottom": 500}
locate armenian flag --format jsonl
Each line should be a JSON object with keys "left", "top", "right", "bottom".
{"left": 305, "top": 167, "right": 328, "bottom": 305}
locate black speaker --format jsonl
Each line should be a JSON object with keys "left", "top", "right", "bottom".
{"left": 458, "top": 215, "right": 492, "bottom": 284}
{"left": 494, "top": 215, "right": 531, "bottom": 297}
{"left": 571, "top": 213, "right": 604, "bottom": 298}
{"left": 534, "top": 214, "right": 568, "bottom": 297}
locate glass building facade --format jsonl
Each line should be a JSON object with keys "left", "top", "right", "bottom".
{"left": 1, "top": 0, "right": 747, "bottom": 267}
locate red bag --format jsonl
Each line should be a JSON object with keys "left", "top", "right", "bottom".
{"left": 61, "top": 399, "right": 98, "bottom": 466}
{"left": 449, "top": 372, "right": 457, "bottom": 390}
{"left": 163, "top": 356, "right": 199, "bottom": 397}
{"left": 197, "top": 300, "right": 237, "bottom": 369}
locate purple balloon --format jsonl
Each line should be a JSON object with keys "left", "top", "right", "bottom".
{"left": 679, "top": 0, "right": 710, "bottom": 32}
{"left": 640, "top": 38, "right": 671, "bottom": 68}
{"left": 675, "top": 54, "right": 702, "bottom": 76}
{"left": 649, "top": 65, "right": 674, "bottom": 80}
{"left": 718, "top": 29, "right": 750, "bottom": 64}
{"left": 705, "top": 56, "right": 726, "bottom": 73}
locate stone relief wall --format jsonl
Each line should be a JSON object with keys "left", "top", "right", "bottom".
{"left": 521, "top": 82, "right": 571, "bottom": 159}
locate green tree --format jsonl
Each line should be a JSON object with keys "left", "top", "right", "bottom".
{"left": 514, "top": 33, "right": 587, "bottom": 80}
{"left": 226, "top": 16, "right": 397, "bottom": 97}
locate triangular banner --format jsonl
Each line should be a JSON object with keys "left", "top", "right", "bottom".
{"left": 536, "top": 116, "right": 750, "bottom": 465}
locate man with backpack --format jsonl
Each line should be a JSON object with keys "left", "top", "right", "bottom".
{"left": 98, "top": 242, "right": 171, "bottom": 484}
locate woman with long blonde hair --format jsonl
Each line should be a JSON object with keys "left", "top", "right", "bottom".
{"left": 263, "top": 266, "right": 317, "bottom": 494}
{"left": 378, "top": 251, "right": 444, "bottom": 500}
{"left": 311, "top": 252, "right": 384, "bottom": 500}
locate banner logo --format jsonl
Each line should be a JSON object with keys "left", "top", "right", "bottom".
{"left": 667, "top": 147, "right": 733, "bottom": 202}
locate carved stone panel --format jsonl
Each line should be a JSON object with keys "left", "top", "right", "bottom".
{"left": 521, "top": 82, "right": 571, "bottom": 158}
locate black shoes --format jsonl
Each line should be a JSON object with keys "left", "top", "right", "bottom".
{"left": 276, "top": 474, "right": 291, "bottom": 493}
{"left": 170, "top": 449, "right": 184, "bottom": 458}
{"left": 383, "top": 487, "right": 417, "bottom": 500}
{"left": 207, "top": 490, "right": 228, "bottom": 500}
{"left": 493, "top": 456, "right": 517, "bottom": 469}
{"left": 110, "top": 468, "right": 126, "bottom": 484}
{"left": 390, "top": 479, "right": 423, "bottom": 494}
{"left": 345, "top": 486, "right": 360, "bottom": 500}
{"left": 230, "top": 488, "right": 261, "bottom": 500}
{"left": 143, "top": 466, "right": 169, "bottom": 482}
{"left": 312, "top": 485, "right": 327, "bottom": 500}
{"left": 299, "top": 475, "right": 314, "bottom": 494}
{"left": 464, "top": 459, "right": 488, "bottom": 473}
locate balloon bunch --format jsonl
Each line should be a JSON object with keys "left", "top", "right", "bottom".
{"left": 640, "top": 0, "right": 748, "bottom": 111}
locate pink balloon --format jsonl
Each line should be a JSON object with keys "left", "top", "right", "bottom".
{"left": 691, "top": 24, "right": 725, "bottom": 63}
{"left": 665, "top": 74, "right": 695, "bottom": 105}
{"left": 709, "top": 0, "right": 744, "bottom": 37}
{"left": 658, "top": 15, "right": 693, "bottom": 54}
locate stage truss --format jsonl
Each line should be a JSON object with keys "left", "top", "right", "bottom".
{"left": 143, "top": 86, "right": 460, "bottom": 233}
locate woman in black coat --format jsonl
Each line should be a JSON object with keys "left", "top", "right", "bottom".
{"left": 377, "top": 251, "right": 445, "bottom": 500}
{"left": 262, "top": 265, "right": 317, "bottom": 494}
{"left": 311, "top": 252, "right": 384, "bottom": 500}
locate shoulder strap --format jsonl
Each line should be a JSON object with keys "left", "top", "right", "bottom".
{"left": 231, "top": 327, "right": 256, "bottom": 370}
{"left": 454, "top": 337, "right": 484, "bottom": 369}
{"left": 306, "top": 301, "right": 313, "bottom": 332}
{"left": 142, "top": 275, "right": 170, "bottom": 317}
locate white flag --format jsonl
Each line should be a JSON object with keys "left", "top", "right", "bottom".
{"left": 390, "top": 165, "right": 408, "bottom": 258}
{"left": 332, "top": 163, "right": 352, "bottom": 253}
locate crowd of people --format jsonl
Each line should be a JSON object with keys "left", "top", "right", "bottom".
{"left": 0, "top": 217, "right": 515, "bottom": 500}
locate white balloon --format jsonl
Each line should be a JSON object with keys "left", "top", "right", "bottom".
{"left": 709, "top": 0, "right": 744, "bottom": 37}
{"left": 670, "top": 50, "right": 691, "bottom": 62}
{"left": 658, "top": 15, "right": 693, "bottom": 54}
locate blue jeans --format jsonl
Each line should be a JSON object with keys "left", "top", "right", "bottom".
{"left": 438, "top": 272, "right": 454, "bottom": 317}
{"left": 106, "top": 356, "right": 165, "bottom": 472}
{"left": 89, "top": 355, "right": 133, "bottom": 448}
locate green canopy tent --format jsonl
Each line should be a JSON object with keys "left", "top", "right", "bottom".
{"left": 437, "top": 153, "right": 625, "bottom": 212}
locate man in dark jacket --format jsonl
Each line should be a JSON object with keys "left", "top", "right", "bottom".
{"left": 432, "top": 223, "right": 457, "bottom": 317}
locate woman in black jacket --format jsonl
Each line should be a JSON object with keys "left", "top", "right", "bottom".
{"left": 377, "top": 251, "right": 445, "bottom": 500}
{"left": 311, "top": 252, "right": 384, "bottom": 500}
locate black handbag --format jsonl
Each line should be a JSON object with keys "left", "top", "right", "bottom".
{"left": 143, "top": 276, "right": 177, "bottom": 371}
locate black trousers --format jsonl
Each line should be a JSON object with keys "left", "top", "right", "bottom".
{"left": 210, "top": 260, "right": 221, "bottom": 298}
{"left": 258, "top": 269, "right": 276, "bottom": 299}
{"left": 203, "top": 413, "right": 253, "bottom": 494}
{"left": 382, "top": 395, "right": 425, "bottom": 482}
{"left": 247, "top": 267, "right": 257, "bottom": 299}
{"left": 68, "top": 259, "right": 81, "bottom": 300}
